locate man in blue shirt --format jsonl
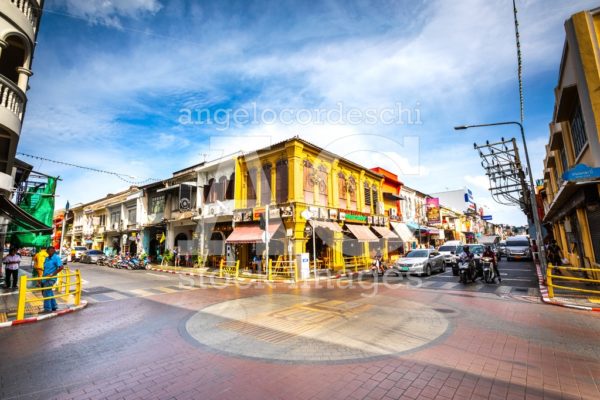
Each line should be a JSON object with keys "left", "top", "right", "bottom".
{"left": 42, "top": 246, "right": 63, "bottom": 312}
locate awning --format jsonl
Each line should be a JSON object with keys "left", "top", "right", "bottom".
{"left": 226, "top": 223, "right": 281, "bottom": 244}
{"left": 406, "top": 222, "right": 429, "bottom": 232}
{"left": 383, "top": 192, "right": 404, "bottom": 201}
{"left": 157, "top": 184, "right": 180, "bottom": 193}
{"left": 309, "top": 220, "right": 342, "bottom": 233}
{"left": 0, "top": 196, "right": 53, "bottom": 234}
{"left": 478, "top": 235, "right": 500, "bottom": 244}
{"left": 390, "top": 222, "right": 416, "bottom": 242}
{"left": 427, "top": 227, "right": 440, "bottom": 235}
{"left": 345, "top": 224, "right": 379, "bottom": 242}
{"left": 371, "top": 226, "right": 399, "bottom": 239}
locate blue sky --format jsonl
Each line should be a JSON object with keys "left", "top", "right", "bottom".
{"left": 18, "top": 0, "right": 598, "bottom": 224}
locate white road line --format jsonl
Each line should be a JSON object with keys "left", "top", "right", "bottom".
{"left": 146, "top": 273, "right": 170, "bottom": 279}
{"left": 502, "top": 278, "right": 534, "bottom": 282}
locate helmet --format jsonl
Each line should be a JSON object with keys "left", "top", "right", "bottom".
{"left": 485, "top": 245, "right": 491, "bottom": 251}
{"left": 463, "top": 245, "right": 469, "bottom": 251}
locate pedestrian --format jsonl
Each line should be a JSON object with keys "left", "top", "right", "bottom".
{"left": 2, "top": 248, "right": 21, "bottom": 290}
{"left": 548, "top": 240, "right": 563, "bottom": 275}
{"left": 32, "top": 247, "right": 48, "bottom": 281}
{"left": 41, "top": 246, "right": 63, "bottom": 312}
{"left": 173, "top": 246, "right": 180, "bottom": 267}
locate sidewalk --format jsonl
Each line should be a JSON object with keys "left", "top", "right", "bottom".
{"left": 535, "top": 262, "right": 600, "bottom": 311}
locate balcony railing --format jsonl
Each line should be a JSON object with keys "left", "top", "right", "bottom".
{"left": 0, "top": 75, "right": 25, "bottom": 123}
{"left": 9, "top": 0, "right": 39, "bottom": 34}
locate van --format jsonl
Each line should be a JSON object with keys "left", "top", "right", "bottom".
{"left": 505, "top": 235, "right": 531, "bottom": 261}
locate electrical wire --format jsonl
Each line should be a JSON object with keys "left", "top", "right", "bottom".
{"left": 16, "top": 152, "right": 162, "bottom": 185}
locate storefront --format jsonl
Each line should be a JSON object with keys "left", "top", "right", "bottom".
{"left": 226, "top": 221, "right": 286, "bottom": 272}
{"left": 390, "top": 221, "right": 416, "bottom": 253}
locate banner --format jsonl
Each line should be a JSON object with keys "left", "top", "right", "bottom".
{"left": 426, "top": 197, "right": 440, "bottom": 224}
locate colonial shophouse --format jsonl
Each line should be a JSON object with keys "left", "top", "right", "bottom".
{"left": 227, "top": 138, "right": 393, "bottom": 271}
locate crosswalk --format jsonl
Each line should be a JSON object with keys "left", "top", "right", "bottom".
{"left": 83, "top": 282, "right": 230, "bottom": 303}
{"left": 415, "top": 280, "right": 540, "bottom": 296}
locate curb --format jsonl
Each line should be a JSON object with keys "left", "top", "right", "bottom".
{"left": 534, "top": 264, "right": 600, "bottom": 312}
{"left": 148, "top": 267, "right": 360, "bottom": 284}
{"left": 0, "top": 300, "right": 89, "bottom": 329}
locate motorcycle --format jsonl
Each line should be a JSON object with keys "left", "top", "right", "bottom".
{"left": 458, "top": 258, "right": 475, "bottom": 284}
{"left": 371, "top": 256, "right": 386, "bottom": 277}
{"left": 481, "top": 257, "right": 496, "bottom": 283}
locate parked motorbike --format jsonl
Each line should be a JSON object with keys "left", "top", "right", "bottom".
{"left": 458, "top": 259, "right": 475, "bottom": 284}
{"left": 371, "top": 256, "right": 386, "bottom": 277}
{"left": 481, "top": 257, "right": 496, "bottom": 283}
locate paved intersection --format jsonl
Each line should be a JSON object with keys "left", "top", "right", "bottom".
{"left": 0, "top": 259, "right": 598, "bottom": 400}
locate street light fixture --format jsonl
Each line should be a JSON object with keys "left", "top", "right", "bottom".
{"left": 453, "top": 121, "right": 547, "bottom": 275}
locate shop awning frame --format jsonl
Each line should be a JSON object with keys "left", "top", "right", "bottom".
{"left": 309, "top": 220, "right": 342, "bottom": 233}
{"left": 371, "top": 226, "right": 399, "bottom": 239}
{"left": 345, "top": 223, "right": 379, "bottom": 242}
{"left": 226, "top": 223, "right": 281, "bottom": 244}
{"left": 390, "top": 222, "right": 416, "bottom": 242}
{"left": 0, "top": 196, "right": 53, "bottom": 235}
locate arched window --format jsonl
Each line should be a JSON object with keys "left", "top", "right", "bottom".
{"left": 364, "top": 182, "right": 371, "bottom": 206}
{"left": 0, "top": 36, "right": 27, "bottom": 84}
{"left": 204, "top": 178, "right": 215, "bottom": 204}
{"left": 225, "top": 172, "right": 235, "bottom": 200}
{"left": 247, "top": 168, "right": 257, "bottom": 207}
{"left": 261, "top": 163, "right": 272, "bottom": 206}
{"left": 276, "top": 159, "right": 288, "bottom": 203}
{"left": 318, "top": 165, "right": 328, "bottom": 206}
{"left": 348, "top": 176, "right": 357, "bottom": 210}
{"left": 303, "top": 160, "right": 314, "bottom": 204}
{"left": 338, "top": 173, "right": 347, "bottom": 209}
{"left": 218, "top": 176, "right": 227, "bottom": 201}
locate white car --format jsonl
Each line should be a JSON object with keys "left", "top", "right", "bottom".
{"left": 73, "top": 246, "right": 88, "bottom": 261}
{"left": 437, "top": 244, "right": 462, "bottom": 269}
{"left": 392, "top": 249, "right": 445, "bottom": 276}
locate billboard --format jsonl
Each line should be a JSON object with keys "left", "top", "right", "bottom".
{"left": 426, "top": 198, "right": 440, "bottom": 224}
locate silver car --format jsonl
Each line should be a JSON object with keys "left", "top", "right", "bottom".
{"left": 81, "top": 249, "right": 105, "bottom": 264}
{"left": 392, "top": 249, "right": 445, "bottom": 276}
{"left": 505, "top": 236, "right": 531, "bottom": 261}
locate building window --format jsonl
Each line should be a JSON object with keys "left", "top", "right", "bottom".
{"left": 303, "top": 160, "right": 315, "bottom": 204}
{"left": 276, "top": 159, "right": 288, "bottom": 203}
{"left": 317, "top": 165, "right": 328, "bottom": 206}
{"left": 372, "top": 185, "right": 378, "bottom": 214}
{"left": 110, "top": 211, "right": 120, "bottom": 227}
{"left": 247, "top": 168, "right": 257, "bottom": 207}
{"left": 570, "top": 103, "right": 588, "bottom": 157}
{"left": 348, "top": 176, "right": 357, "bottom": 210}
{"left": 127, "top": 208, "right": 137, "bottom": 225}
{"left": 364, "top": 182, "right": 371, "bottom": 206}
{"left": 218, "top": 176, "right": 228, "bottom": 201}
{"left": 559, "top": 146, "right": 568, "bottom": 181}
{"left": 226, "top": 173, "right": 235, "bottom": 200}
{"left": 338, "top": 173, "right": 347, "bottom": 209}
{"left": 98, "top": 215, "right": 106, "bottom": 227}
{"left": 204, "top": 178, "right": 216, "bottom": 204}
{"left": 261, "top": 163, "right": 272, "bottom": 206}
{"left": 150, "top": 194, "right": 165, "bottom": 214}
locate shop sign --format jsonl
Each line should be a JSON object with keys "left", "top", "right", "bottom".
{"left": 329, "top": 209, "right": 338, "bottom": 220}
{"left": 345, "top": 214, "right": 367, "bottom": 222}
{"left": 367, "top": 216, "right": 373, "bottom": 224}
{"left": 280, "top": 206, "right": 294, "bottom": 218}
{"left": 253, "top": 207, "right": 265, "bottom": 220}
{"left": 339, "top": 212, "right": 346, "bottom": 221}
{"left": 562, "top": 163, "right": 600, "bottom": 182}
{"left": 426, "top": 198, "right": 441, "bottom": 224}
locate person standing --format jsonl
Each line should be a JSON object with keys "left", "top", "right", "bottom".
{"left": 2, "top": 248, "right": 21, "bottom": 289}
{"left": 32, "top": 247, "right": 48, "bottom": 280}
{"left": 41, "top": 246, "right": 63, "bottom": 312}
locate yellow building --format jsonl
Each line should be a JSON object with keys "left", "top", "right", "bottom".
{"left": 228, "top": 138, "right": 391, "bottom": 272}
{"left": 542, "top": 8, "right": 600, "bottom": 270}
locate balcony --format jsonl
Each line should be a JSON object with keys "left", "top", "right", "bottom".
{"left": 8, "top": 0, "right": 40, "bottom": 36}
{"left": 0, "top": 75, "right": 25, "bottom": 134}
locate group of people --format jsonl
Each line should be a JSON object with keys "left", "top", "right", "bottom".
{"left": 2, "top": 246, "right": 65, "bottom": 312}
{"left": 459, "top": 245, "right": 502, "bottom": 282}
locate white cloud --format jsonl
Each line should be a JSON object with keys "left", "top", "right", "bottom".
{"left": 53, "top": 0, "right": 162, "bottom": 28}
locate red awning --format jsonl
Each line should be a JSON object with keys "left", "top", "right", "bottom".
{"left": 309, "top": 220, "right": 342, "bottom": 232}
{"left": 371, "top": 226, "right": 399, "bottom": 239}
{"left": 226, "top": 223, "right": 280, "bottom": 244}
{"left": 345, "top": 224, "right": 379, "bottom": 242}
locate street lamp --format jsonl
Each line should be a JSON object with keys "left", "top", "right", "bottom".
{"left": 454, "top": 121, "right": 547, "bottom": 274}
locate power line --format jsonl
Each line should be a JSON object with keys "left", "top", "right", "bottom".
{"left": 16, "top": 152, "right": 162, "bottom": 185}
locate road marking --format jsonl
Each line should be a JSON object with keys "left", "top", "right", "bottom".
{"left": 495, "top": 286, "right": 512, "bottom": 294}
{"left": 102, "top": 292, "right": 130, "bottom": 300}
{"left": 155, "top": 286, "right": 179, "bottom": 293}
{"left": 146, "top": 273, "right": 170, "bottom": 279}
{"left": 129, "top": 288, "right": 157, "bottom": 297}
{"left": 440, "top": 282, "right": 459, "bottom": 289}
{"left": 502, "top": 278, "right": 534, "bottom": 282}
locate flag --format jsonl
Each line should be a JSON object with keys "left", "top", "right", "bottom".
{"left": 159, "top": 232, "right": 166, "bottom": 244}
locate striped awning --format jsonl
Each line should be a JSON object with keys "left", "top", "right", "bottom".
{"left": 345, "top": 224, "right": 379, "bottom": 242}
{"left": 390, "top": 222, "right": 416, "bottom": 242}
{"left": 371, "top": 226, "right": 399, "bottom": 239}
{"left": 309, "top": 220, "right": 342, "bottom": 233}
{"left": 226, "top": 223, "right": 280, "bottom": 244}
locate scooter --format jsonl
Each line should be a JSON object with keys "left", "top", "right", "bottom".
{"left": 371, "top": 256, "right": 386, "bottom": 277}
{"left": 458, "top": 258, "right": 475, "bottom": 284}
{"left": 481, "top": 257, "right": 496, "bottom": 283}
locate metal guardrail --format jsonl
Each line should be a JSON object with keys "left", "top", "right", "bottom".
{"left": 546, "top": 263, "right": 600, "bottom": 298}
{"left": 268, "top": 258, "right": 298, "bottom": 281}
{"left": 219, "top": 259, "right": 240, "bottom": 278}
{"left": 16, "top": 267, "right": 82, "bottom": 320}
{"left": 342, "top": 256, "right": 370, "bottom": 274}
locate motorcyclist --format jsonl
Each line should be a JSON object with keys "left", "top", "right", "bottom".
{"left": 372, "top": 249, "right": 384, "bottom": 274}
{"left": 483, "top": 245, "right": 501, "bottom": 282}
{"left": 459, "top": 245, "right": 475, "bottom": 279}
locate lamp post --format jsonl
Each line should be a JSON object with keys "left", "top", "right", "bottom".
{"left": 454, "top": 121, "right": 547, "bottom": 274}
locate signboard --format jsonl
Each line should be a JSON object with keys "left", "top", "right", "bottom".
{"left": 345, "top": 214, "right": 367, "bottom": 222}
{"left": 297, "top": 253, "right": 310, "bottom": 280}
{"left": 339, "top": 212, "right": 346, "bottom": 221}
{"left": 482, "top": 215, "right": 493, "bottom": 221}
{"left": 562, "top": 163, "right": 600, "bottom": 182}
{"left": 426, "top": 198, "right": 441, "bottom": 224}
{"left": 329, "top": 209, "right": 338, "bottom": 220}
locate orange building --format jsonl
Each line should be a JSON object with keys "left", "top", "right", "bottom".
{"left": 370, "top": 167, "right": 404, "bottom": 259}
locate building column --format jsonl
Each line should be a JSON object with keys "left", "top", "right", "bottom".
{"left": 333, "top": 229, "right": 344, "bottom": 270}
{"left": 16, "top": 67, "right": 33, "bottom": 93}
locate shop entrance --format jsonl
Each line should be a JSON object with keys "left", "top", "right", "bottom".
{"left": 306, "top": 226, "right": 334, "bottom": 269}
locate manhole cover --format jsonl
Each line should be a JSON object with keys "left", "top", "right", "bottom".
{"left": 185, "top": 294, "right": 450, "bottom": 362}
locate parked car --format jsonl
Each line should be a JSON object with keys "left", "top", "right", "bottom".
{"left": 18, "top": 247, "right": 34, "bottom": 256}
{"left": 391, "top": 249, "right": 445, "bottom": 276}
{"left": 505, "top": 236, "right": 532, "bottom": 261}
{"left": 496, "top": 241, "right": 507, "bottom": 259}
{"left": 437, "top": 241, "right": 463, "bottom": 274}
{"left": 73, "top": 246, "right": 88, "bottom": 261}
{"left": 81, "top": 249, "right": 105, "bottom": 264}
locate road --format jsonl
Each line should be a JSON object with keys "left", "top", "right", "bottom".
{"left": 0, "top": 259, "right": 599, "bottom": 400}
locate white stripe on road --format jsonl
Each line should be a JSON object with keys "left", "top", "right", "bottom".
{"left": 146, "top": 273, "right": 170, "bottom": 279}
{"left": 502, "top": 278, "right": 534, "bottom": 282}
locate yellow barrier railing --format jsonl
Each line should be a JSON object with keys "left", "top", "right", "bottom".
{"left": 342, "top": 256, "right": 370, "bottom": 274}
{"left": 268, "top": 258, "right": 298, "bottom": 281}
{"left": 546, "top": 263, "right": 600, "bottom": 298}
{"left": 16, "top": 268, "right": 82, "bottom": 320}
{"left": 219, "top": 259, "right": 240, "bottom": 278}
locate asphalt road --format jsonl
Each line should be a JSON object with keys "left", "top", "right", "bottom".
{"left": 0, "top": 260, "right": 598, "bottom": 400}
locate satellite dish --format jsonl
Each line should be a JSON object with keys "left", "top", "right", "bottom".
{"left": 301, "top": 209, "right": 312, "bottom": 220}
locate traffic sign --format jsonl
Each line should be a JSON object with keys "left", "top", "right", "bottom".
{"left": 482, "top": 215, "right": 493, "bottom": 221}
